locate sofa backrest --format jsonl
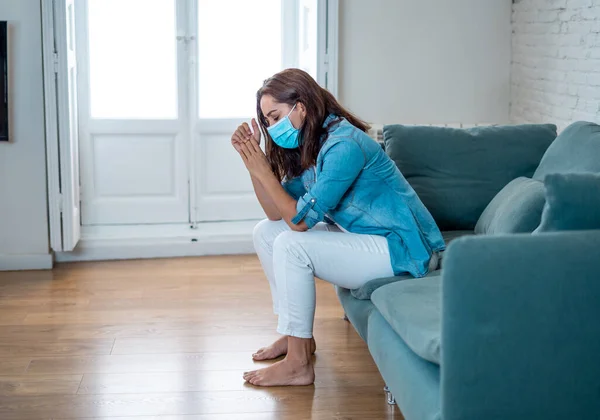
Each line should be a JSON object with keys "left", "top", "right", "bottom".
{"left": 533, "top": 121, "right": 600, "bottom": 180}
{"left": 384, "top": 124, "right": 557, "bottom": 231}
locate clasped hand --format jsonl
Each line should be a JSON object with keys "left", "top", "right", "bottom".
{"left": 231, "top": 119, "right": 272, "bottom": 180}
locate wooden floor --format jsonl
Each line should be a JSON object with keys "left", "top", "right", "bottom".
{"left": 0, "top": 255, "right": 402, "bottom": 419}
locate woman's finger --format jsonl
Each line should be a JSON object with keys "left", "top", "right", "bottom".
{"left": 238, "top": 143, "right": 250, "bottom": 161}
{"left": 251, "top": 118, "right": 261, "bottom": 141}
{"left": 242, "top": 122, "right": 252, "bottom": 139}
{"left": 232, "top": 132, "right": 246, "bottom": 144}
{"left": 245, "top": 139, "right": 259, "bottom": 156}
{"left": 232, "top": 128, "right": 244, "bottom": 141}
{"left": 249, "top": 138, "right": 262, "bottom": 154}
{"left": 239, "top": 140, "right": 253, "bottom": 159}
{"left": 232, "top": 140, "right": 243, "bottom": 153}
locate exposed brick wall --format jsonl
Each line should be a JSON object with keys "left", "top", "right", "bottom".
{"left": 511, "top": 0, "right": 600, "bottom": 130}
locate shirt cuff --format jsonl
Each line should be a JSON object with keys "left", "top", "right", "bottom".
{"left": 291, "top": 192, "right": 323, "bottom": 228}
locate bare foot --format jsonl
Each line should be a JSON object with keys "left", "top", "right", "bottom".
{"left": 252, "top": 336, "right": 316, "bottom": 361}
{"left": 243, "top": 357, "right": 315, "bottom": 386}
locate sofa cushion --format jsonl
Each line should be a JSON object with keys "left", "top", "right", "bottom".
{"left": 534, "top": 121, "right": 600, "bottom": 180}
{"left": 384, "top": 124, "right": 557, "bottom": 230}
{"left": 351, "top": 230, "right": 472, "bottom": 300}
{"left": 351, "top": 270, "right": 441, "bottom": 301}
{"left": 371, "top": 275, "right": 442, "bottom": 364}
{"left": 535, "top": 173, "right": 600, "bottom": 233}
{"left": 440, "top": 230, "right": 475, "bottom": 243}
{"left": 475, "top": 177, "right": 546, "bottom": 235}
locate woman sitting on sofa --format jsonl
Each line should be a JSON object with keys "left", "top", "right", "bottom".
{"left": 231, "top": 68, "right": 445, "bottom": 387}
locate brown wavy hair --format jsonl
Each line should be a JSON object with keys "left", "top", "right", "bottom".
{"left": 256, "top": 68, "right": 369, "bottom": 181}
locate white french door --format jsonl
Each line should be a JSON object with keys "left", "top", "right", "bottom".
{"left": 76, "top": 0, "right": 190, "bottom": 225}
{"left": 43, "top": 0, "right": 82, "bottom": 251}
{"left": 74, "top": 0, "right": 336, "bottom": 227}
{"left": 192, "top": 0, "right": 289, "bottom": 222}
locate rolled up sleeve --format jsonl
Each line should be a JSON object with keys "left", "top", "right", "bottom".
{"left": 292, "top": 140, "right": 365, "bottom": 228}
{"left": 282, "top": 176, "right": 306, "bottom": 200}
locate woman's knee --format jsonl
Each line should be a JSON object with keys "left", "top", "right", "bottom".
{"left": 253, "top": 219, "right": 288, "bottom": 250}
{"left": 272, "top": 231, "right": 308, "bottom": 264}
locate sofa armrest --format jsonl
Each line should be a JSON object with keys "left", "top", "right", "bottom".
{"left": 441, "top": 230, "right": 600, "bottom": 420}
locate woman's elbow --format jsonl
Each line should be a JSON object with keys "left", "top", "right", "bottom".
{"left": 288, "top": 221, "right": 309, "bottom": 232}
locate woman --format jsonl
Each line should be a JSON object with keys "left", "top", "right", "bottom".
{"left": 231, "top": 68, "right": 445, "bottom": 387}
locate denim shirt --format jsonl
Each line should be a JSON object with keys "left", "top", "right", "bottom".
{"left": 283, "top": 115, "right": 445, "bottom": 277}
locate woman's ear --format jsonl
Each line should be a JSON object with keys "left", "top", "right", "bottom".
{"left": 296, "top": 102, "right": 308, "bottom": 129}
{"left": 297, "top": 102, "right": 307, "bottom": 119}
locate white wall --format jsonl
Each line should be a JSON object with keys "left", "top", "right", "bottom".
{"left": 0, "top": 0, "right": 51, "bottom": 270}
{"left": 511, "top": 0, "right": 600, "bottom": 130}
{"left": 338, "top": 0, "right": 512, "bottom": 125}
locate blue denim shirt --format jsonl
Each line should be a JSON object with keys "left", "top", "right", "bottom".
{"left": 283, "top": 115, "right": 445, "bottom": 277}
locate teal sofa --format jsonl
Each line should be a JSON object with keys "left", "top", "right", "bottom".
{"left": 336, "top": 121, "right": 600, "bottom": 420}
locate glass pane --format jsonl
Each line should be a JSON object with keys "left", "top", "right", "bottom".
{"left": 198, "top": 0, "right": 282, "bottom": 119}
{"left": 88, "top": 0, "right": 178, "bottom": 119}
{"left": 298, "top": 0, "right": 318, "bottom": 80}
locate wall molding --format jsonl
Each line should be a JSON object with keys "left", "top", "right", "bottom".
{"left": 0, "top": 254, "right": 53, "bottom": 271}
{"left": 55, "top": 220, "right": 258, "bottom": 262}
{"left": 55, "top": 236, "right": 254, "bottom": 263}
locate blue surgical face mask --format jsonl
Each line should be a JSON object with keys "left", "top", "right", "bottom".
{"left": 267, "top": 104, "right": 301, "bottom": 149}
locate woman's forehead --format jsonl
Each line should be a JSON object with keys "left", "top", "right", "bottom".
{"left": 260, "top": 95, "right": 277, "bottom": 110}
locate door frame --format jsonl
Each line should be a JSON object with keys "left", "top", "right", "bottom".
{"left": 42, "top": 0, "right": 82, "bottom": 252}
{"left": 41, "top": 0, "right": 62, "bottom": 251}
{"left": 42, "top": 0, "right": 339, "bottom": 253}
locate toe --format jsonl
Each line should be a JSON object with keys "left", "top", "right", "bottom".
{"left": 252, "top": 349, "right": 267, "bottom": 360}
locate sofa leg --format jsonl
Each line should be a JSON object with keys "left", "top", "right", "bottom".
{"left": 343, "top": 313, "right": 349, "bottom": 321}
{"left": 383, "top": 386, "right": 396, "bottom": 405}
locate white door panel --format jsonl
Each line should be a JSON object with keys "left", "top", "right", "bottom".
{"left": 72, "top": 0, "right": 329, "bottom": 226}
{"left": 62, "top": 0, "right": 81, "bottom": 249}
{"left": 44, "top": 0, "right": 81, "bottom": 251}
{"left": 298, "top": 0, "right": 318, "bottom": 77}
{"left": 201, "top": 134, "right": 253, "bottom": 195}
{"left": 82, "top": 132, "right": 187, "bottom": 225}
{"left": 193, "top": 131, "right": 263, "bottom": 221}
{"left": 192, "top": 0, "right": 290, "bottom": 222}
{"left": 77, "top": 0, "right": 190, "bottom": 225}
{"left": 93, "top": 135, "right": 176, "bottom": 197}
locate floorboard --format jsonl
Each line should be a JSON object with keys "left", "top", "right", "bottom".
{"left": 0, "top": 255, "right": 403, "bottom": 419}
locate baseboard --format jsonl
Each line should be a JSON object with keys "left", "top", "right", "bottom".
{"left": 55, "top": 220, "right": 259, "bottom": 262}
{"left": 0, "top": 253, "right": 54, "bottom": 271}
{"left": 55, "top": 236, "right": 255, "bottom": 262}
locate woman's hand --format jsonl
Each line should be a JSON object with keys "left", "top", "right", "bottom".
{"left": 238, "top": 137, "right": 273, "bottom": 181}
{"left": 231, "top": 118, "right": 261, "bottom": 154}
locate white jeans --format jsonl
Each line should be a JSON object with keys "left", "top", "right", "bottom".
{"left": 253, "top": 219, "right": 395, "bottom": 339}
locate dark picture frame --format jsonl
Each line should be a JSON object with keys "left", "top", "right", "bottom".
{"left": 0, "top": 21, "right": 8, "bottom": 142}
